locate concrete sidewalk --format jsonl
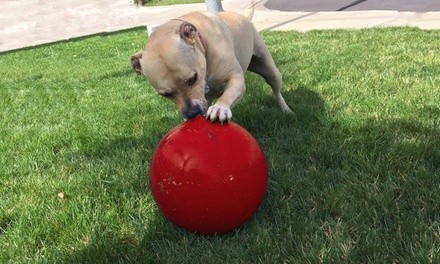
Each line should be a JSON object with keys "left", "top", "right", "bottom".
{"left": 1, "top": 0, "right": 439, "bottom": 53}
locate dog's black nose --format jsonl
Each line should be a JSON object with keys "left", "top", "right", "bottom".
{"left": 184, "top": 105, "right": 203, "bottom": 119}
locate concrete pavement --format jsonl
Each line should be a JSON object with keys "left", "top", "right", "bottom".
{"left": 1, "top": 0, "right": 439, "bottom": 53}
{"left": 260, "top": 0, "right": 440, "bottom": 12}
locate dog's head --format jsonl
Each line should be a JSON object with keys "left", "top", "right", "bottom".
{"left": 131, "top": 21, "right": 208, "bottom": 119}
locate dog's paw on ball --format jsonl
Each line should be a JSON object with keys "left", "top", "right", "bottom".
{"left": 206, "top": 104, "right": 232, "bottom": 124}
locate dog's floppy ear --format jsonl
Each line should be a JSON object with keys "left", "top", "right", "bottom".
{"left": 179, "top": 22, "right": 198, "bottom": 45}
{"left": 131, "top": 51, "right": 143, "bottom": 75}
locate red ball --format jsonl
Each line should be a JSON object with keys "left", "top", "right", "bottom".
{"left": 149, "top": 116, "right": 268, "bottom": 235}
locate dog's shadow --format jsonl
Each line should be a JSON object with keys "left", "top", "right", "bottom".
{"left": 234, "top": 81, "right": 328, "bottom": 214}
{"left": 236, "top": 74, "right": 327, "bottom": 138}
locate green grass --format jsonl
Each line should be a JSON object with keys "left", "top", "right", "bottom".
{"left": 1, "top": 27, "right": 439, "bottom": 263}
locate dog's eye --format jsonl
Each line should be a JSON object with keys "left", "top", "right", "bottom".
{"left": 161, "top": 92, "right": 173, "bottom": 98}
{"left": 187, "top": 73, "right": 198, "bottom": 86}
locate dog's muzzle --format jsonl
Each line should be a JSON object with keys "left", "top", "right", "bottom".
{"left": 182, "top": 83, "right": 209, "bottom": 119}
{"left": 183, "top": 99, "right": 208, "bottom": 119}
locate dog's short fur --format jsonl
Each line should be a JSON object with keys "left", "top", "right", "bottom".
{"left": 131, "top": 11, "right": 291, "bottom": 122}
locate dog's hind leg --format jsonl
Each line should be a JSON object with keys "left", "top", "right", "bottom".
{"left": 247, "top": 36, "right": 292, "bottom": 113}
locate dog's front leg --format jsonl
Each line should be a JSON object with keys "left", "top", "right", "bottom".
{"left": 206, "top": 73, "right": 245, "bottom": 123}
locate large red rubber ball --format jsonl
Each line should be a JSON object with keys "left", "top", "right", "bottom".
{"left": 149, "top": 116, "right": 268, "bottom": 235}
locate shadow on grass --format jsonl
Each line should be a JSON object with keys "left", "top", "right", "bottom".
{"left": 96, "top": 69, "right": 134, "bottom": 81}
{"left": 63, "top": 213, "right": 177, "bottom": 263}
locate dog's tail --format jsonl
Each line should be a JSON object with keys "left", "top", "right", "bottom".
{"left": 246, "top": 0, "right": 255, "bottom": 21}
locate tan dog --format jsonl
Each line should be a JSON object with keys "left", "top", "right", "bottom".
{"left": 131, "top": 11, "right": 291, "bottom": 122}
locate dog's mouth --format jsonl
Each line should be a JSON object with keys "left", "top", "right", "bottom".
{"left": 182, "top": 98, "right": 208, "bottom": 119}
{"left": 180, "top": 98, "right": 207, "bottom": 119}
{"left": 184, "top": 106, "right": 204, "bottom": 119}
{"left": 178, "top": 81, "right": 210, "bottom": 119}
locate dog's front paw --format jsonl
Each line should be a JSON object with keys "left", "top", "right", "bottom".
{"left": 206, "top": 104, "right": 232, "bottom": 123}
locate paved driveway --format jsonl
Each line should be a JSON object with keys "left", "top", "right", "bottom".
{"left": 1, "top": 0, "right": 439, "bottom": 53}
{"left": 260, "top": 0, "right": 440, "bottom": 12}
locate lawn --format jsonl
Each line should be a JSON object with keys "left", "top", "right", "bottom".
{"left": 1, "top": 27, "right": 439, "bottom": 263}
